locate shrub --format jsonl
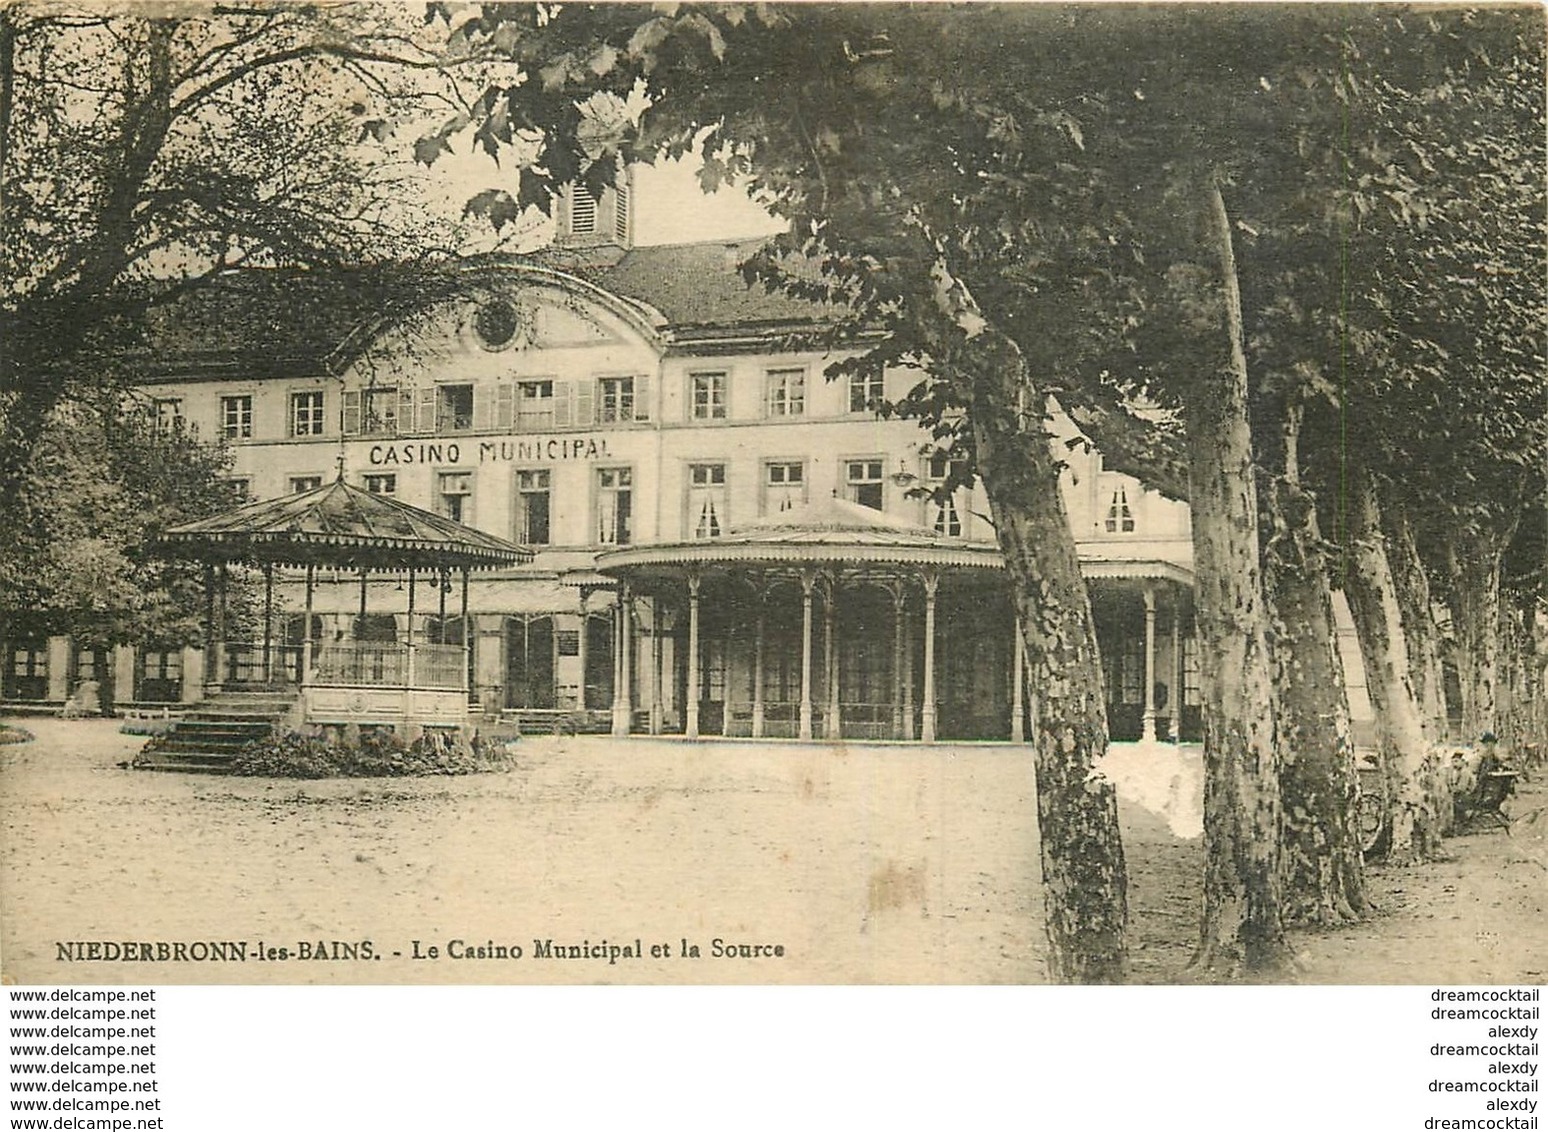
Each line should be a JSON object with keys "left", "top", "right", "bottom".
{"left": 228, "top": 727, "right": 514, "bottom": 778}
{"left": 0, "top": 724, "right": 35, "bottom": 745}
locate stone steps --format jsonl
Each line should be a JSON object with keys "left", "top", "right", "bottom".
{"left": 132, "top": 690, "right": 297, "bottom": 774}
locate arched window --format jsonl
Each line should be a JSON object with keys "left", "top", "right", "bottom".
{"left": 1105, "top": 485, "right": 1136, "bottom": 534}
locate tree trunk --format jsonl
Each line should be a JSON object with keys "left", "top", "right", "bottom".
{"left": 1382, "top": 493, "right": 1448, "bottom": 743}
{"left": 1260, "top": 403, "right": 1367, "bottom": 926}
{"left": 1447, "top": 539, "right": 1507, "bottom": 744}
{"left": 967, "top": 327, "right": 1129, "bottom": 984}
{"left": 1342, "top": 463, "right": 1442, "bottom": 865}
{"left": 1186, "top": 180, "right": 1290, "bottom": 975}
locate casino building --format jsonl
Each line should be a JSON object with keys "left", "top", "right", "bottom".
{"left": 3, "top": 182, "right": 1216, "bottom": 743}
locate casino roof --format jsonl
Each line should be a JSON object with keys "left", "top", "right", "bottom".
{"left": 118, "top": 238, "right": 842, "bottom": 380}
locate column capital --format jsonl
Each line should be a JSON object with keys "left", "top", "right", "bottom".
{"left": 919, "top": 568, "right": 941, "bottom": 598}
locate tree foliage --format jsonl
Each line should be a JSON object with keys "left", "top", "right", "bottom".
{"left": 0, "top": 397, "right": 245, "bottom": 648}
{"left": 0, "top": 2, "right": 465, "bottom": 503}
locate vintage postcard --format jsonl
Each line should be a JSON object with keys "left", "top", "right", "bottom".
{"left": 1, "top": 2, "right": 1543, "bottom": 988}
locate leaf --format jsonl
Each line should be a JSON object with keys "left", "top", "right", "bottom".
{"left": 357, "top": 120, "right": 393, "bottom": 145}
{"left": 463, "top": 188, "right": 523, "bottom": 232}
{"left": 413, "top": 133, "right": 453, "bottom": 166}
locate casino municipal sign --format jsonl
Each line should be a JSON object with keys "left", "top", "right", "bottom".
{"left": 367, "top": 435, "right": 614, "bottom": 467}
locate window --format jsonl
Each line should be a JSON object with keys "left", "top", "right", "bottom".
{"left": 289, "top": 475, "right": 323, "bottom": 494}
{"left": 766, "top": 368, "right": 805, "bottom": 417}
{"left": 437, "top": 385, "right": 474, "bottom": 432}
{"left": 364, "top": 473, "right": 396, "bottom": 495}
{"left": 291, "top": 391, "right": 325, "bottom": 437}
{"left": 765, "top": 461, "right": 805, "bottom": 513}
{"left": 598, "top": 376, "right": 636, "bottom": 423}
{"left": 1121, "top": 643, "right": 1142, "bottom": 705}
{"left": 596, "top": 467, "right": 633, "bottom": 546}
{"left": 927, "top": 453, "right": 967, "bottom": 536}
{"left": 1105, "top": 484, "right": 1136, "bottom": 533}
{"left": 846, "top": 458, "right": 885, "bottom": 511}
{"left": 342, "top": 387, "right": 399, "bottom": 436}
{"left": 5, "top": 642, "right": 48, "bottom": 700}
{"left": 849, "top": 372, "right": 884, "bottom": 414}
{"left": 220, "top": 395, "right": 253, "bottom": 439}
{"left": 136, "top": 649, "right": 182, "bottom": 702}
{"left": 518, "top": 381, "right": 555, "bottom": 431}
{"left": 225, "top": 477, "right": 252, "bottom": 502}
{"left": 152, "top": 398, "right": 184, "bottom": 434}
{"left": 438, "top": 472, "right": 472, "bottom": 523}
{"left": 690, "top": 372, "right": 727, "bottom": 421}
{"left": 516, "top": 470, "right": 551, "bottom": 545}
{"left": 688, "top": 463, "right": 727, "bottom": 539}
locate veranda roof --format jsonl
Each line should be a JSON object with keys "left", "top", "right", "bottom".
{"left": 596, "top": 495, "right": 1007, "bottom": 577}
{"left": 158, "top": 478, "right": 531, "bottom": 570}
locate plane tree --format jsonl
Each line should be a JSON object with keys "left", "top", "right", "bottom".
{"left": 0, "top": 2, "right": 462, "bottom": 516}
{"left": 424, "top": 1, "right": 1352, "bottom": 978}
{"left": 422, "top": 1, "right": 1540, "bottom": 973}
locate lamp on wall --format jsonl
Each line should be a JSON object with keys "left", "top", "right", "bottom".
{"left": 889, "top": 459, "right": 917, "bottom": 487}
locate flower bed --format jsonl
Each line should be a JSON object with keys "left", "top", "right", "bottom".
{"left": 229, "top": 728, "right": 515, "bottom": 778}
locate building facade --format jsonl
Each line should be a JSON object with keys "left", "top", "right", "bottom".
{"left": 5, "top": 189, "right": 1214, "bottom": 742}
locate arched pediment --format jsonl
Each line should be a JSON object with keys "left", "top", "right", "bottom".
{"left": 328, "top": 261, "right": 668, "bottom": 383}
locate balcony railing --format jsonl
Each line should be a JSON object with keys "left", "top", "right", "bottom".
{"left": 311, "top": 643, "right": 465, "bottom": 690}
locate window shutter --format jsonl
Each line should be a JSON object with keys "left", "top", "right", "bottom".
{"left": 496, "top": 383, "right": 515, "bottom": 431}
{"left": 614, "top": 181, "right": 630, "bottom": 244}
{"left": 632, "top": 374, "right": 649, "bottom": 421}
{"left": 342, "top": 390, "right": 361, "bottom": 436}
{"left": 416, "top": 387, "right": 435, "bottom": 434}
{"left": 473, "top": 384, "right": 494, "bottom": 431}
{"left": 553, "top": 381, "right": 573, "bottom": 428}
{"left": 574, "top": 380, "right": 595, "bottom": 427}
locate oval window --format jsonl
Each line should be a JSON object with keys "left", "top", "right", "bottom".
{"left": 475, "top": 300, "right": 520, "bottom": 348}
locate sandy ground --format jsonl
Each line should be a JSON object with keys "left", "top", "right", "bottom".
{"left": 1, "top": 718, "right": 1542, "bottom": 985}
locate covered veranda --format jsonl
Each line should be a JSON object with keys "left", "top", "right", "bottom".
{"left": 596, "top": 497, "right": 1024, "bottom": 743}
{"left": 158, "top": 477, "right": 530, "bottom": 733}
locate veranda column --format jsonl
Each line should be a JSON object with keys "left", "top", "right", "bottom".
{"left": 751, "top": 585, "right": 767, "bottom": 739}
{"left": 686, "top": 574, "right": 702, "bottom": 741}
{"left": 1012, "top": 619, "right": 1026, "bottom": 744}
{"left": 261, "top": 562, "right": 275, "bottom": 685}
{"left": 902, "top": 592, "right": 916, "bottom": 740}
{"left": 459, "top": 567, "right": 471, "bottom": 696}
{"left": 405, "top": 565, "right": 417, "bottom": 690}
{"left": 798, "top": 570, "right": 815, "bottom": 741}
{"left": 921, "top": 571, "right": 939, "bottom": 744}
{"left": 301, "top": 564, "right": 315, "bottom": 689}
{"left": 891, "top": 583, "right": 906, "bottom": 740}
{"left": 612, "top": 583, "right": 634, "bottom": 736}
{"left": 203, "top": 564, "right": 220, "bottom": 695}
{"left": 218, "top": 564, "right": 230, "bottom": 687}
{"left": 823, "top": 574, "right": 840, "bottom": 740}
{"left": 611, "top": 601, "right": 623, "bottom": 714}
{"left": 1169, "top": 596, "right": 1183, "bottom": 742}
{"left": 576, "top": 591, "right": 589, "bottom": 712}
{"left": 650, "top": 599, "right": 664, "bottom": 736}
{"left": 1141, "top": 585, "right": 1157, "bottom": 743}
{"left": 357, "top": 568, "right": 368, "bottom": 635}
